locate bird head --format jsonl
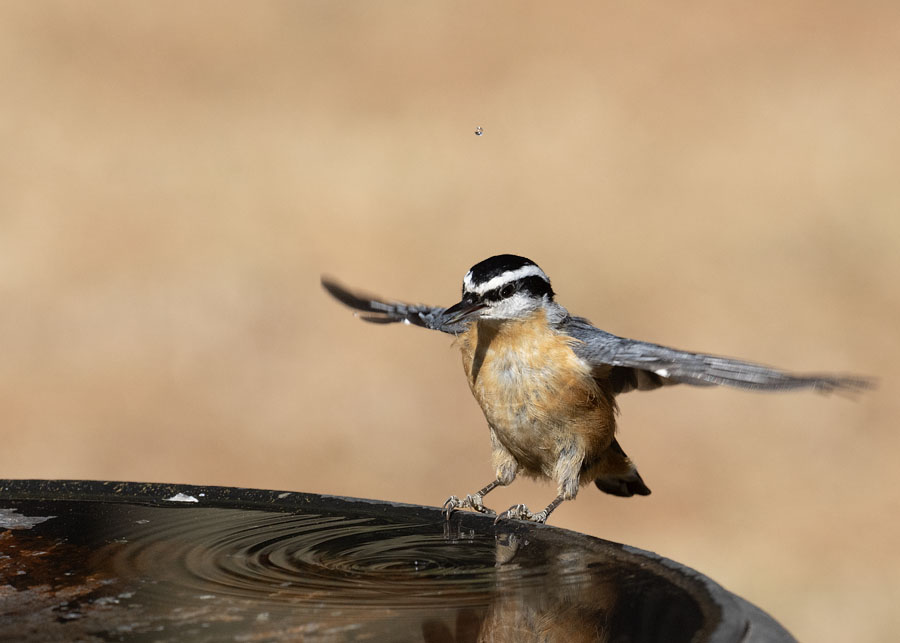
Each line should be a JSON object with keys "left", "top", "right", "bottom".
{"left": 444, "top": 254, "right": 555, "bottom": 324}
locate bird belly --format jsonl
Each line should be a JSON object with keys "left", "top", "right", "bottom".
{"left": 459, "top": 315, "right": 616, "bottom": 480}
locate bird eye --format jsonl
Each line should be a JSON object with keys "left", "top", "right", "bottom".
{"left": 500, "top": 284, "right": 516, "bottom": 298}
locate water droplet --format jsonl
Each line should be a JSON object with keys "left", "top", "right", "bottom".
{"left": 474, "top": 126, "right": 484, "bottom": 136}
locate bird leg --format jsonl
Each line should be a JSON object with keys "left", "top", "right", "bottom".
{"left": 495, "top": 493, "right": 566, "bottom": 524}
{"left": 443, "top": 479, "right": 502, "bottom": 519}
{"left": 495, "top": 443, "right": 578, "bottom": 523}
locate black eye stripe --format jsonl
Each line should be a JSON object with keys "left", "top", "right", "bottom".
{"left": 478, "top": 275, "right": 554, "bottom": 302}
{"left": 520, "top": 275, "right": 554, "bottom": 298}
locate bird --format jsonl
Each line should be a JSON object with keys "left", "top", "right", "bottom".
{"left": 321, "top": 254, "right": 872, "bottom": 523}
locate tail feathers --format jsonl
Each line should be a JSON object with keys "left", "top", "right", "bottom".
{"left": 595, "top": 470, "right": 651, "bottom": 497}
{"left": 593, "top": 438, "right": 652, "bottom": 497}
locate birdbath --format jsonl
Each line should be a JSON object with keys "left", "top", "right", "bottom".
{"left": 1, "top": 479, "right": 795, "bottom": 642}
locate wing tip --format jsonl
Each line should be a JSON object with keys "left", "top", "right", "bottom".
{"left": 811, "top": 374, "right": 877, "bottom": 396}
{"left": 321, "top": 274, "right": 430, "bottom": 327}
{"left": 321, "top": 275, "right": 390, "bottom": 323}
{"left": 320, "top": 275, "right": 358, "bottom": 306}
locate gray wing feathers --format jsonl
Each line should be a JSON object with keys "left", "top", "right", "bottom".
{"left": 321, "top": 278, "right": 466, "bottom": 334}
{"left": 565, "top": 317, "right": 873, "bottom": 394}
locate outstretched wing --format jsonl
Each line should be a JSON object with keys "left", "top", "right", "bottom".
{"left": 321, "top": 277, "right": 467, "bottom": 334}
{"left": 564, "top": 316, "right": 874, "bottom": 395}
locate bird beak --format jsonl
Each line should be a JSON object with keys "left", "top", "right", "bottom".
{"left": 444, "top": 300, "right": 488, "bottom": 324}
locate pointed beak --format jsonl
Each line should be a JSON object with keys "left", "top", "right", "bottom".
{"left": 444, "top": 300, "right": 488, "bottom": 324}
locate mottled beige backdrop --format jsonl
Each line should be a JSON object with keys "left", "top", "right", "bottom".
{"left": 1, "top": 2, "right": 898, "bottom": 641}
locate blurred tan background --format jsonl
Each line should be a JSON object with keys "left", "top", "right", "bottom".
{"left": 1, "top": 2, "right": 898, "bottom": 640}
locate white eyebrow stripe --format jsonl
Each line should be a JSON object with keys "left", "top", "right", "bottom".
{"left": 467, "top": 265, "right": 548, "bottom": 295}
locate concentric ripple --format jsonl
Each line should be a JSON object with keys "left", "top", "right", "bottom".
{"left": 97, "top": 505, "right": 517, "bottom": 610}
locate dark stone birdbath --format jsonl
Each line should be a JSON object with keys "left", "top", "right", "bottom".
{"left": 0, "top": 479, "right": 795, "bottom": 642}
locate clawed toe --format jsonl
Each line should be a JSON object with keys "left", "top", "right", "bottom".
{"left": 464, "top": 493, "right": 496, "bottom": 515}
{"left": 442, "top": 495, "right": 462, "bottom": 520}
{"left": 495, "top": 503, "right": 542, "bottom": 524}
{"left": 442, "top": 493, "right": 496, "bottom": 520}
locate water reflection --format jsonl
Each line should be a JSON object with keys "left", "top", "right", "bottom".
{"left": 1, "top": 494, "right": 713, "bottom": 642}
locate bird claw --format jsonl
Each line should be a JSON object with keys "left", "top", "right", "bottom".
{"left": 442, "top": 493, "right": 496, "bottom": 520}
{"left": 465, "top": 492, "right": 497, "bottom": 516}
{"left": 494, "top": 504, "right": 548, "bottom": 524}
{"left": 442, "top": 496, "right": 462, "bottom": 520}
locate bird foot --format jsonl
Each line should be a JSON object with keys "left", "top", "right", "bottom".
{"left": 494, "top": 504, "right": 548, "bottom": 524}
{"left": 442, "top": 493, "right": 496, "bottom": 520}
